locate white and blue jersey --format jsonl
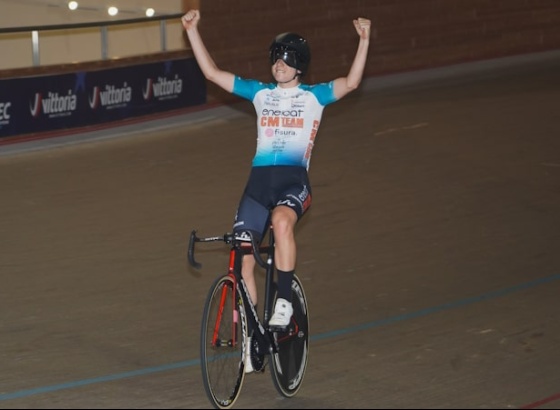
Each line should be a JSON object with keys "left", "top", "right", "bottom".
{"left": 232, "top": 76, "right": 337, "bottom": 170}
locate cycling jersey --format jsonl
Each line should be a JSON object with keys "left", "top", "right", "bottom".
{"left": 232, "top": 77, "right": 338, "bottom": 170}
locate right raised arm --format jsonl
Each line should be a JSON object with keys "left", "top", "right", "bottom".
{"left": 181, "top": 10, "right": 235, "bottom": 93}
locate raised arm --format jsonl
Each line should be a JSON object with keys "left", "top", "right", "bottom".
{"left": 332, "top": 17, "right": 371, "bottom": 100}
{"left": 181, "top": 10, "right": 235, "bottom": 93}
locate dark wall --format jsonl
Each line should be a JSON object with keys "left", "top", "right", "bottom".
{"left": 190, "top": 0, "right": 560, "bottom": 102}
{"left": 4, "top": 0, "right": 560, "bottom": 106}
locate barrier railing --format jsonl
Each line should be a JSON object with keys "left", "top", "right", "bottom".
{"left": 0, "top": 13, "right": 184, "bottom": 68}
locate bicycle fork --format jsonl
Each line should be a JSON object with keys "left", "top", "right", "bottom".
{"left": 208, "top": 276, "right": 238, "bottom": 349}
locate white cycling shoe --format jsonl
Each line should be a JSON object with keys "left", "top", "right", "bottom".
{"left": 268, "top": 298, "right": 293, "bottom": 329}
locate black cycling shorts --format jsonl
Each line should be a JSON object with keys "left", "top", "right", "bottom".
{"left": 233, "top": 165, "right": 312, "bottom": 241}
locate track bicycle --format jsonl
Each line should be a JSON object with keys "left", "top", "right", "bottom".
{"left": 188, "top": 225, "right": 309, "bottom": 409}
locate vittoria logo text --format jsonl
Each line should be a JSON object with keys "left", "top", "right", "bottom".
{"left": 89, "top": 83, "right": 132, "bottom": 109}
{"left": 143, "top": 75, "right": 183, "bottom": 100}
{"left": 30, "top": 90, "right": 77, "bottom": 118}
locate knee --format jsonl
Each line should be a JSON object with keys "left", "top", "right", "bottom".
{"left": 271, "top": 210, "right": 296, "bottom": 238}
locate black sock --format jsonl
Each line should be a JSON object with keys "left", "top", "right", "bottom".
{"left": 276, "top": 269, "right": 294, "bottom": 303}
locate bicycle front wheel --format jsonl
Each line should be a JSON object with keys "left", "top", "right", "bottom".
{"left": 270, "top": 274, "right": 310, "bottom": 397}
{"left": 200, "top": 275, "right": 247, "bottom": 409}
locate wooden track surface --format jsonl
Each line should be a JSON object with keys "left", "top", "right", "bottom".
{"left": 1, "top": 55, "right": 559, "bottom": 409}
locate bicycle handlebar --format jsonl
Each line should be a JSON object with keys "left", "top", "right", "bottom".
{"left": 246, "top": 231, "right": 268, "bottom": 269}
{"left": 188, "top": 230, "right": 229, "bottom": 269}
{"left": 188, "top": 229, "right": 268, "bottom": 270}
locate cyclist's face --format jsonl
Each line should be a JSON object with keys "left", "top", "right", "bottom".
{"left": 272, "top": 59, "right": 299, "bottom": 85}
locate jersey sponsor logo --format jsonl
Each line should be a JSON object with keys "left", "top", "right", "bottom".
{"left": 234, "top": 231, "right": 253, "bottom": 242}
{"left": 302, "top": 192, "right": 312, "bottom": 212}
{"left": 260, "top": 109, "right": 305, "bottom": 129}
{"left": 297, "top": 184, "right": 309, "bottom": 203}
{"left": 281, "top": 184, "right": 310, "bottom": 212}
{"left": 261, "top": 116, "right": 304, "bottom": 128}
{"left": 304, "top": 120, "right": 320, "bottom": 159}
{"left": 261, "top": 108, "right": 303, "bottom": 117}
{"left": 277, "top": 198, "right": 297, "bottom": 209}
{"left": 273, "top": 129, "right": 296, "bottom": 138}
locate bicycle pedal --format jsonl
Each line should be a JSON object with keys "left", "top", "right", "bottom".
{"left": 253, "top": 363, "right": 267, "bottom": 373}
{"left": 268, "top": 324, "right": 289, "bottom": 333}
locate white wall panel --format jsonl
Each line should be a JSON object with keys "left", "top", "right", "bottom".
{"left": 0, "top": 0, "right": 185, "bottom": 70}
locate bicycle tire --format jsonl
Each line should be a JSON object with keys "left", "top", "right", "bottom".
{"left": 270, "top": 274, "right": 309, "bottom": 397}
{"left": 200, "top": 275, "right": 247, "bottom": 409}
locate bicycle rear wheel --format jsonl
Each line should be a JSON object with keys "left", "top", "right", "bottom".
{"left": 200, "top": 275, "right": 247, "bottom": 409}
{"left": 270, "top": 274, "right": 309, "bottom": 397}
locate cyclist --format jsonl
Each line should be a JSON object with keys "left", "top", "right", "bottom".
{"left": 182, "top": 9, "right": 371, "bottom": 371}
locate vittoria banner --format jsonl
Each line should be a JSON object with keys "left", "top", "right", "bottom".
{"left": 0, "top": 57, "right": 206, "bottom": 139}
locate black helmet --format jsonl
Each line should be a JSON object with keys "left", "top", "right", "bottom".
{"left": 269, "top": 32, "right": 311, "bottom": 77}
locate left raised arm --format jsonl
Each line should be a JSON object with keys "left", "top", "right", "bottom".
{"left": 332, "top": 17, "right": 371, "bottom": 100}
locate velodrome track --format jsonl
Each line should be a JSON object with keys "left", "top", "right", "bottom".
{"left": 1, "top": 51, "right": 560, "bottom": 409}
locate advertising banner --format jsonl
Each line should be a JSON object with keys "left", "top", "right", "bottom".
{"left": 0, "top": 57, "right": 206, "bottom": 139}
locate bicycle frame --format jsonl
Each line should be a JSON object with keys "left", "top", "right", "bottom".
{"left": 189, "top": 228, "right": 279, "bottom": 360}
{"left": 192, "top": 226, "right": 310, "bottom": 407}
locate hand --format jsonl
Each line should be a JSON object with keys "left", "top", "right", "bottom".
{"left": 353, "top": 17, "right": 371, "bottom": 40}
{"left": 182, "top": 10, "right": 200, "bottom": 31}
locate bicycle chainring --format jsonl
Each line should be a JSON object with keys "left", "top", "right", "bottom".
{"left": 250, "top": 336, "right": 266, "bottom": 372}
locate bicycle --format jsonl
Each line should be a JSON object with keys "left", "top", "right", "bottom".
{"left": 188, "top": 225, "right": 310, "bottom": 409}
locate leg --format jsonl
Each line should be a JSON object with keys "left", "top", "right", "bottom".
{"left": 233, "top": 193, "right": 270, "bottom": 308}
{"left": 271, "top": 205, "right": 298, "bottom": 273}
{"left": 271, "top": 168, "right": 311, "bottom": 278}
{"left": 269, "top": 205, "right": 298, "bottom": 328}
